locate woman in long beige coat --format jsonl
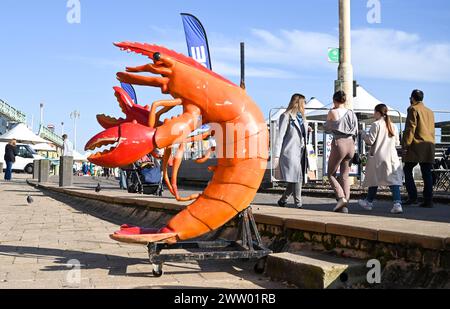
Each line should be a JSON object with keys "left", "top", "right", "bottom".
{"left": 359, "top": 104, "right": 404, "bottom": 214}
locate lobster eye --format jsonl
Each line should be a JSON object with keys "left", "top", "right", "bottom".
{"left": 154, "top": 52, "right": 161, "bottom": 61}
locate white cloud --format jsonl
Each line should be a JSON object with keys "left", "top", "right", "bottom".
{"left": 352, "top": 28, "right": 450, "bottom": 82}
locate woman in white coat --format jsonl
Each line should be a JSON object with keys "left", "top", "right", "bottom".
{"left": 273, "top": 94, "right": 309, "bottom": 208}
{"left": 359, "top": 104, "right": 404, "bottom": 214}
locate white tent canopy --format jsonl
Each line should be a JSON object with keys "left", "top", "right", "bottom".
{"left": 306, "top": 86, "right": 407, "bottom": 123}
{"left": 305, "top": 97, "right": 327, "bottom": 118}
{"left": 353, "top": 86, "right": 407, "bottom": 122}
{"left": 0, "top": 123, "right": 48, "bottom": 144}
{"left": 73, "top": 150, "right": 89, "bottom": 162}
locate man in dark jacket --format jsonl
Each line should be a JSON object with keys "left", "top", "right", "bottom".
{"left": 402, "top": 90, "right": 436, "bottom": 208}
{"left": 4, "top": 139, "right": 18, "bottom": 181}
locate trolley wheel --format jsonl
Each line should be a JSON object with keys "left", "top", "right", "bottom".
{"left": 152, "top": 264, "right": 163, "bottom": 277}
{"left": 254, "top": 257, "right": 267, "bottom": 274}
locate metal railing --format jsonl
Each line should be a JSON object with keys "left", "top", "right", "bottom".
{"left": 0, "top": 99, "right": 27, "bottom": 123}
{"left": 434, "top": 110, "right": 450, "bottom": 144}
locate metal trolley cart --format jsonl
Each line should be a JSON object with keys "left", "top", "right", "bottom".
{"left": 147, "top": 208, "right": 272, "bottom": 277}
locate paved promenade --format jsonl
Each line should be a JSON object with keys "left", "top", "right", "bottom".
{"left": 2, "top": 174, "right": 449, "bottom": 289}
{"left": 0, "top": 176, "right": 288, "bottom": 289}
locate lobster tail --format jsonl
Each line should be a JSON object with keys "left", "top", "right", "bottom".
{"left": 165, "top": 158, "right": 267, "bottom": 240}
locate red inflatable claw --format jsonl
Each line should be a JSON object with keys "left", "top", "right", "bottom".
{"left": 85, "top": 121, "right": 156, "bottom": 168}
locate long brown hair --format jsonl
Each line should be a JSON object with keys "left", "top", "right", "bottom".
{"left": 375, "top": 104, "right": 395, "bottom": 138}
{"left": 286, "top": 94, "right": 306, "bottom": 118}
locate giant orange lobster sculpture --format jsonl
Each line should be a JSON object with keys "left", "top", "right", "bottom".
{"left": 85, "top": 42, "right": 269, "bottom": 245}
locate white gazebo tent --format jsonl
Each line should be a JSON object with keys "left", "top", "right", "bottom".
{"left": 306, "top": 86, "right": 407, "bottom": 124}
{"left": 73, "top": 150, "right": 89, "bottom": 162}
{"left": 32, "top": 142, "right": 58, "bottom": 159}
{"left": 0, "top": 123, "right": 48, "bottom": 144}
{"left": 33, "top": 143, "right": 57, "bottom": 152}
{"left": 305, "top": 97, "right": 327, "bottom": 119}
{"left": 268, "top": 97, "right": 326, "bottom": 123}
{"left": 353, "top": 86, "right": 407, "bottom": 124}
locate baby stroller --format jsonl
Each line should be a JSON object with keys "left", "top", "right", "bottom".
{"left": 125, "top": 156, "right": 163, "bottom": 196}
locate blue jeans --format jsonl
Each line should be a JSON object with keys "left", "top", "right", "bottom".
{"left": 4, "top": 161, "right": 13, "bottom": 180}
{"left": 367, "top": 186, "right": 401, "bottom": 204}
{"left": 404, "top": 162, "right": 433, "bottom": 202}
{"left": 119, "top": 169, "right": 127, "bottom": 190}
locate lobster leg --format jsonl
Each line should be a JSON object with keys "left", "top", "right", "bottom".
{"left": 170, "top": 143, "right": 184, "bottom": 199}
{"left": 196, "top": 149, "right": 212, "bottom": 164}
{"left": 162, "top": 147, "right": 175, "bottom": 196}
{"left": 155, "top": 106, "right": 176, "bottom": 127}
{"left": 169, "top": 143, "right": 200, "bottom": 202}
{"left": 149, "top": 99, "right": 183, "bottom": 128}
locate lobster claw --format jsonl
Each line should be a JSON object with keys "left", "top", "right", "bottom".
{"left": 85, "top": 121, "right": 156, "bottom": 168}
{"left": 97, "top": 87, "right": 151, "bottom": 129}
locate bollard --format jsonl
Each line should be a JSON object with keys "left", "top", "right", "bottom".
{"left": 0, "top": 162, "right": 3, "bottom": 177}
{"left": 59, "top": 156, "right": 73, "bottom": 187}
{"left": 33, "top": 159, "right": 40, "bottom": 180}
{"left": 38, "top": 159, "right": 50, "bottom": 183}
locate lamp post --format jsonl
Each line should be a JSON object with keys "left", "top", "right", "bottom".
{"left": 70, "top": 111, "right": 80, "bottom": 151}
{"left": 61, "top": 122, "right": 65, "bottom": 136}
{"left": 39, "top": 103, "right": 44, "bottom": 126}
{"left": 337, "top": 0, "right": 354, "bottom": 109}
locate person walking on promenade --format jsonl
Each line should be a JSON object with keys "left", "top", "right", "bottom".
{"left": 274, "top": 94, "right": 310, "bottom": 209}
{"left": 324, "top": 91, "right": 358, "bottom": 213}
{"left": 358, "top": 104, "right": 404, "bottom": 214}
{"left": 402, "top": 90, "right": 436, "bottom": 208}
{"left": 62, "top": 134, "right": 74, "bottom": 157}
{"left": 4, "top": 139, "right": 18, "bottom": 181}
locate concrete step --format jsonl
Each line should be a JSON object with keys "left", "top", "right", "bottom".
{"left": 265, "top": 251, "right": 367, "bottom": 289}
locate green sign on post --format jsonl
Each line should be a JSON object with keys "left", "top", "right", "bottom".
{"left": 328, "top": 48, "right": 340, "bottom": 63}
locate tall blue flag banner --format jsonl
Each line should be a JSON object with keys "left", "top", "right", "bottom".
{"left": 120, "top": 82, "right": 138, "bottom": 104}
{"left": 181, "top": 13, "right": 212, "bottom": 70}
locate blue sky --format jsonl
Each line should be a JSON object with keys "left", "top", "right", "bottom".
{"left": 1, "top": 0, "right": 449, "bottom": 151}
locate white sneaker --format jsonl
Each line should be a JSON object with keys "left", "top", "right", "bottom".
{"left": 391, "top": 203, "right": 403, "bottom": 214}
{"left": 358, "top": 200, "right": 373, "bottom": 211}
{"left": 333, "top": 198, "right": 348, "bottom": 212}
{"left": 338, "top": 207, "right": 349, "bottom": 214}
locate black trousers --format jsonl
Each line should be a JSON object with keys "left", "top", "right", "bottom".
{"left": 403, "top": 162, "right": 434, "bottom": 202}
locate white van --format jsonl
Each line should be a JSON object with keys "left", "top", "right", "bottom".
{"left": 0, "top": 142, "right": 45, "bottom": 174}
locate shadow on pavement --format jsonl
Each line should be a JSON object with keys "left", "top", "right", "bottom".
{"left": 0, "top": 244, "right": 276, "bottom": 288}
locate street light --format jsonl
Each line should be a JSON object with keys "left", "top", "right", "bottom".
{"left": 61, "top": 122, "right": 65, "bottom": 136}
{"left": 39, "top": 103, "right": 44, "bottom": 126}
{"left": 70, "top": 111, "right": 80, "bottom": 151}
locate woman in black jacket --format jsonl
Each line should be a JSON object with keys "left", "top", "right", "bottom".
{"left": 4, "top": 139, "right": 18, "bottom": 181}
